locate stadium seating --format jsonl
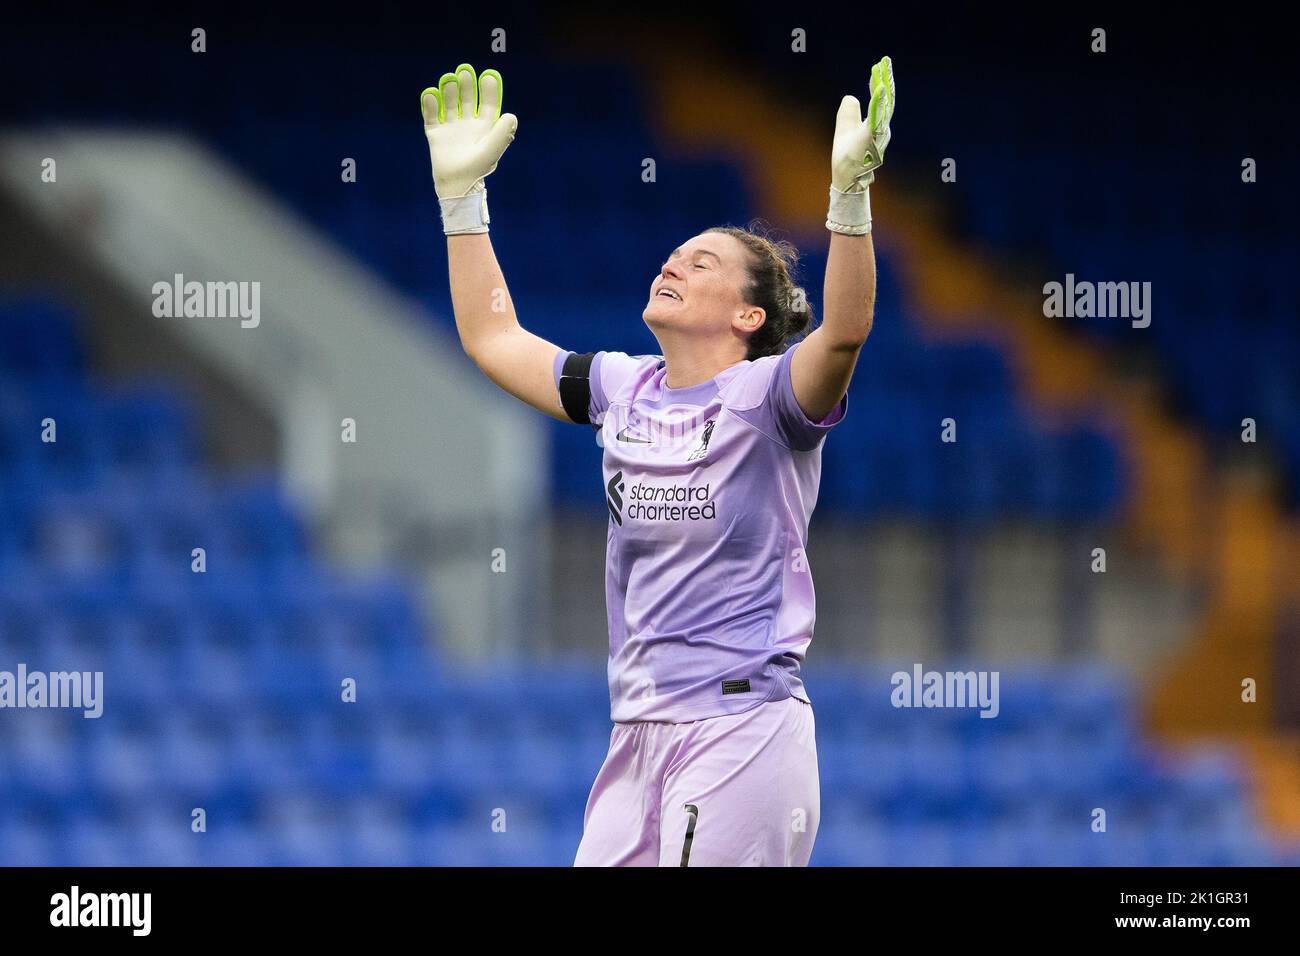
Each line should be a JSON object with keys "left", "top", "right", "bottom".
{"left": 0, "top": 293, "right": 1292, "bottom": 865}
{"left": 2, "top": 35, "right": 1293, "bottom": 863}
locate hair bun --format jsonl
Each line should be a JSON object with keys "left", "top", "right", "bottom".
{"left": 704, "top": 221, "right": 817, "bottom": 360}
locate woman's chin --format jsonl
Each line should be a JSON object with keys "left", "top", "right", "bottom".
{"left": 643, "top": 301, "right": 682, "bottom": 328}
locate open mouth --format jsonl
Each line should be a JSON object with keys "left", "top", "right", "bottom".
{"left": 656, "top": 288, "right": 682, "bottom": 301}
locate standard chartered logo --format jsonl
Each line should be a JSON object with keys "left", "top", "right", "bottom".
{"left": 606, "top": 471, "right": 625, "bottom": 525}
{"left": 606, "top": 471, "right": 719, "bottom": 525}
{"left": 625, "top": 479, "right": 716, "bottom": 522}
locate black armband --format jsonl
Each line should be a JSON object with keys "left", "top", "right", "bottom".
{"left": 558, "top": 351, "right": 596, "bottom": 425}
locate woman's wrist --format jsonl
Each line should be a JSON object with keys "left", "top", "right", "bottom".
{"left": 440, "top": 186, "right": 490, "bottom": 235}
{"left": 826, "top": 184, "right": 871, "bottom": 236}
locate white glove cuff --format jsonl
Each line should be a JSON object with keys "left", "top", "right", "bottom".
{"left": 826, "top": 184, "right": 872, "bottom": 236}
{"left": 440, "top": 188, "right": 490, "bottom": 235}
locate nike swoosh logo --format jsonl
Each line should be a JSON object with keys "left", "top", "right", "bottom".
{"left": 615, "top": 426, "right": 652, "bottom": 444}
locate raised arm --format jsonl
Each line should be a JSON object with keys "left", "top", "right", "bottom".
{"left": 446, "top": 234, "right": 571, "bottom": 422}
{"left": 422, "top": 63, "right": 572, "bottom": 424}
{"left": 790, "top": 57, "right": 895, "bottom": 424}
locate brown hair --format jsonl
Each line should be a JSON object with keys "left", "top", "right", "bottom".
{"left": 705, "top": 220, "right": 815, "bottom": 360}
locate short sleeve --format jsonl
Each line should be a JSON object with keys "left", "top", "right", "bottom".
{"left": 553, "top": 349, "right": 652, "bottom": 426}
{"left": 764, "top": 340, "right": 848, "bottom": 451}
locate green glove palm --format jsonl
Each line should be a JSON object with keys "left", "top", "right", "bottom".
{"left": 421, "top": 63, "right": 517, "bottom": 234}
{"left": 831, "top": 56, "right": 896, "bottom": 193}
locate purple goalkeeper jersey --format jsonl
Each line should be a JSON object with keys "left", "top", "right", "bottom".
{"left": 553, "top": 339, "right": 847, "bottom": 723}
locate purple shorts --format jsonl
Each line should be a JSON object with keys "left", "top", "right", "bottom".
{"left": 574, "top": 696, "right": 820, "bottom": 866}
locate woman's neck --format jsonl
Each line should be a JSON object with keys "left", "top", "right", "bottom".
{"left": 658, "top": 342, "right": 747, "bottom": 389}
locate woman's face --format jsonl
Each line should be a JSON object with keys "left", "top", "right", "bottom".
{"left": 643, "top": 232, "right": 761, "bottom": 341}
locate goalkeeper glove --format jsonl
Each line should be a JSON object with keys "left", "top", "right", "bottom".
{"left": 421, "top": 63, "right": 518, "bottom": 235}
{"left": 827, "top": 56, "right": 895, "bottom": 236}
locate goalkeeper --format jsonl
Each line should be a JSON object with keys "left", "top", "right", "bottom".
{"left": 423, "top": 59, "right": 894, "bottom": 866}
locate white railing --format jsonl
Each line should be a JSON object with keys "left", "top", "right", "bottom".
{"left": 0, "top": 128, "right": 550, "bottom": 658}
